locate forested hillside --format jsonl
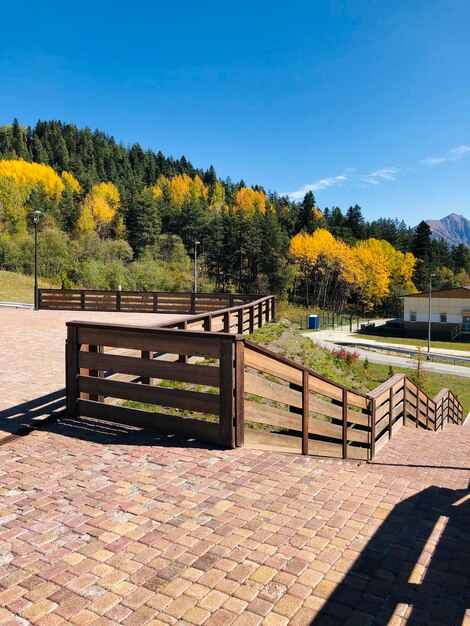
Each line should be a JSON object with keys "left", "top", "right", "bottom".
{"left": 0, "top": 119, "right": 469, "bottom": 312}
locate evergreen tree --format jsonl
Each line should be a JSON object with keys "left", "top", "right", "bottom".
{"left": 346, "top": 204, "right": 365, "bottom": 240}
{"left": 127, "top": 188, "right": 161, "bottom": 256}
{"left": 411, "top": 221, "right": 432, "bottom": 260}
{"left": 295, "top": 191, "right": 317, "bottom": 234}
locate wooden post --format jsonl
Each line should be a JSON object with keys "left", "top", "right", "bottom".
{"left": 191, "top": 293, "right": 196, "bottom": 314}
{"left": 229, "top": 293, "right": 234, "bottom": 308}
{"left": 88, "top": 345, "right": 104, "bottom": 402}
{"left": 80, "top": 290, "right": 85, "bottom": 310}
{"left": 66, "top": 325, "right": 79, "bottom": 417}
{"left": 342, "top": 388, "right": 348, "bottom": 459}
{"left": 302, "top": 370, "right": 309, "bottom": 455}
{"left": 249, "top": 305, "right": 255, "bottom": 334}
{"left": 425, "top": 396, "right": 429, "bottom": 429}
{"left": 204, "top": 315, "right": 212, "bottom": 332}
{"left": 271, "top": 297, "right": 276, "bottom": 321}
{"left": 153, "top": 293, "right": 158, "bottom": 313}
{"left": 141, "top": 351, "right": 152, "bottom": 385}
{"left": 223, "top": 311, "right": 230, "bottom": 333}
{"left": 116, "top": 291, "right": 121, "bottom": 312}
{"left": 178, "top": 320, "right": 189, "bottom": 363}
{"left": 403, "top": 378, "right": 407, "bottom": 425}
{"left": 389, "top": 386, "right": 393, "bottom": 437}
{"left": 235, "top": 339, "right": 245, "bottom": 447}
{"left": 219, "top": 339, "right": 235, "bottom": 448}
{"left": 238, "top": 309, "right": 244, "bottom": 334}
{"left": 370, "top": 397, "right": 376, "bottom": 460}
{"left": 257, "top": 303, "right": 263, "bottom": 330}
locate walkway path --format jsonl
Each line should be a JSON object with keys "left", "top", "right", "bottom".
{"left": 304, "top": 329, "right": 470, "bottom": 378}
{"left": 0, "top": 420, "right": 468, "bottom": 625}
{"left": 0, "top": 310, "right": 184, "bottom": 436}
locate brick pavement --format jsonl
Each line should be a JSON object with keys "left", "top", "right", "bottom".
{"left": 0, "top": 419, "right": 468, "bottom": 625}
{"left": 0, "top": 310, "right": 183, "bottom": 436}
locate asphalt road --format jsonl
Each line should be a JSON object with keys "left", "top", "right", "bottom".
{"left": 304, "top": 330, "right": 470, "bottom": 378}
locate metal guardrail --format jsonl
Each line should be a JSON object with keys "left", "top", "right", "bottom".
{"left": 337, "top": 341, "right": 470, "bottom": 365}
{"left": 0, "top": 301, "right": 34, "bottom": 309}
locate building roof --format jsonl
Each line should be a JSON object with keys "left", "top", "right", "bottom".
{"left": 401, "top": 286, "right": 470, "bottom": 299}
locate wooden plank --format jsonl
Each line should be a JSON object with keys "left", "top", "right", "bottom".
{"left": 245, "top": 347, "right": 303, "bottom": 386}
{"left": 346, "top": 391, "right": 369, "bottom": 410}
{"left": 66, "top": 326, "right": 79, "bottom": 417}
{"left": 78, "top": 352, "right": 220, "bottom": 386}
{"left": 235, "top": 340, "right": 245, "bottom": 447}
{"left": 77, "top": 376, "right": 220, "bottom": 414}
{"left": 302, "top": 370, "right": 309, "bottom": 455}
{"left": 375, "top": 430, "right": 390, "bottom": 454}
{"left": 245, "top": 400, "right": 301, "bottom": 431}
{"left": 308, "top": 376, "right": 343, "bottom": 403}
{"left": 77, "top": 327, "right": 222, "bottom": 358}
{"left": 309, "top": 439, "right": 343, "bottom": 458}
{"left": 244, "top": 429, "right": 301, "bottom": 454}
{"left": 77, "top": 400, "right": 221, "bottom": 445}
{"left": 219, "top": 340, "right": 235, "bottom": 448}
{"left": 245, "top": 372, "right": 303, "bottom": 409}
{"left": 345, "top": 446, "right": 369, "bottom": 461}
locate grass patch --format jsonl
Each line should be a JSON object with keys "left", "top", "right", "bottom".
{"left": 250, "top": 318, "right": 469, "bottom": 415}
{"left": 352, "top": 333, "right": 470, "bottom": 352}
{"left": 354, "top": 361, "right": 470, "bottom": 415}
{"left": 0, "top": 270, "right": 57, "bottom": 303}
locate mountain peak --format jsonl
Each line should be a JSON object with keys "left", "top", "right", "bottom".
{"left": 425, "top": 213, "right": 470, "bottom": 248}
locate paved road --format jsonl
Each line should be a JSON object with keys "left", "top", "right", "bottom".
{"left": 0, "top": 309, "right": 185, "bottom": 434}
{"left": 304, "top": 329, "right": 470, "bottom": 378}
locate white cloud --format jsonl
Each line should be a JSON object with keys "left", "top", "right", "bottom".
{"left": 287, "top": 174, "right": 348, "bottom": 200}
{"left": 360, "top": 167, "right": 399, "bottom": 185}
{"left": 421, "top": 145, "right": 470, "bottom": 167}
{"left": 286, "top": 165, "right": 401, "bottom": 199}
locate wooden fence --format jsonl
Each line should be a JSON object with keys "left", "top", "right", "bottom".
{"left": 65, "top": 293, "right": 464, "bottom": 458}
{"left": 39, "top": 289, "right": 259, "bottom": 314}
{"left": 66, "top": 296, "right": 274, "bottom": 448}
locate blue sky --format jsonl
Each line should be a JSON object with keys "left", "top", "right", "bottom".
{"left": 1, "top": 0, "right": 469, "bottom": 224}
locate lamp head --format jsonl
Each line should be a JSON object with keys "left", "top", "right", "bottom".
{"left": 33, "top": 210, "right": 42, "bottom": 223}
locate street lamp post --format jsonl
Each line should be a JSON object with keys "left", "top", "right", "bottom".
{"left": 427, "top": 273, "right": 436, "bottom": 354}
{"left": 194, "top": 240, "right": 200, "bottom": 294}
{"left": 33, "top": 210, "right": 42, "bottom": 310}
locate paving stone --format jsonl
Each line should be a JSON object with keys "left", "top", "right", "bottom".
{"left": 0, "top": 354, "right": 467, "bottom": 626}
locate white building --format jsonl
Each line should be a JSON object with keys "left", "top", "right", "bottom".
{"left": 402, "top": 286, "right": 470, "bottom": 340}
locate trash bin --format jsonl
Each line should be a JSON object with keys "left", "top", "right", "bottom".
{"left": 308, "top": 315, "right": 319, "bottom": 330}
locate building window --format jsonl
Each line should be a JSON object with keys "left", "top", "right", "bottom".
{"left": 440, "top": 312, "right": 447, "bottom": 323}
{"left": 410, "top": 311, "right": 417, "bottom": 322}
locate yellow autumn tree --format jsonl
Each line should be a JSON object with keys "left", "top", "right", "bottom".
{"left": 169, "top": 174, "right": 192, "bottom": 207}
{"left": 353, "top": 239, "right": 390, "bottom": 310}
{"left": 209, "top": 180, "right": 226, "bottom": 210}
{"left": 234, "top": 187, "right": 268, "bottom": 215}
{"left": 289, "top": 229, "right": 357, "bottom": 309}
{"left": 379, "top": 239, "right": 416, "bottom": 290}
{"left": 0, "top": 159, "right": 79, "bottom": 200}
{"left": 76, "top": 182, "right": 120, "bottom": 237}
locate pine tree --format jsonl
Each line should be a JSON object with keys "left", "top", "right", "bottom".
{"left": 295, "top": 191, "right": 317, "bottom": 234}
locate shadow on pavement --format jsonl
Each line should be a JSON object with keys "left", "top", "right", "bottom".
{"left": 310, "top": 484, "right": 470, "bottom": 625}
{"left": 0, "top": 388, "right": 66, "bottom": 435}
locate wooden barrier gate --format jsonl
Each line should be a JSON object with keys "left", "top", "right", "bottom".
{"left": 65, "top": 293, "right": 464, "bottom": 458}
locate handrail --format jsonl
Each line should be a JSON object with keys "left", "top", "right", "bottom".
{"left": 244, "top": 339, "right": 369, "bottom": 399}
{"left": 39, "top": 288, "right": 263, "bottom": 314}
{"left": 65, "top": 291, "right": 463, "bottom": 460}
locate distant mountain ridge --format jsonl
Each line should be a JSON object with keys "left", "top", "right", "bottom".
{"left": 426, "top": 213, "right": 470, "bottom": 248}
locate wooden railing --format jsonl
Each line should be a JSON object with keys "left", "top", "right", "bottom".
{"left": 39, "top": 289, "right": 260, "bottom": 314}
{"left": 369, "top": 374, "right": 463, "bottom": 454}
{"left": 65, "top": 293, "right": 463, "bottom": 457}
{"left": 241, "top": 341, "right": 372, "bottom": 460}
{"left": 66, "top": 296, "right": 275, "bottom": 448}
